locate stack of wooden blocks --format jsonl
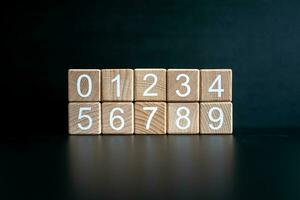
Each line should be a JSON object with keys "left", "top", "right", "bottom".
{"left": 68, "top": 69, "right": 232, "bottom": 135}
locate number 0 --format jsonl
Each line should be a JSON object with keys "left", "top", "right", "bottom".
{"left": 77, "top": 74, "right": 92, "bottom": 97}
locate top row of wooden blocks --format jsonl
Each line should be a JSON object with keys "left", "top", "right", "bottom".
{"left": 68, "top": 69, "right": 232, "bottom": 102}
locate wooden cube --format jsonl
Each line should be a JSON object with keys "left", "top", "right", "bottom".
{"left": 102, "top": 69, "right": 134, "bottom": 101}
{"left": 200, "top": 69, "right": 232, "bottom": 101}
{"left": 135, "top": 69, "right": 166, "bottom": 101}
{"left": 135, "top": 102, "right": 166, "bottom": 134}
{"left": 102, "top": 102, "right": 134, "bottom": 134}
{"left": 68, "top": 69, "right": 101, "bottom": 102}
{"left": 68, "top": 102, "right": 101, "bottom": 134}
{"left": 167, "top": 69, "right": 200, "bottom": 102}
{"left": 200, "top": 102, "right": 232, "bottom": 134}
{"left": 168, "top": 103, "right": 199, "bottom": 134}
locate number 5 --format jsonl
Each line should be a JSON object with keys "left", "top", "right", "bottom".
{"left": 78, "top": 107, "right": 93, "bottom": 130}
{"left": 143, "top": 107, "right": 158, "bottom": 129}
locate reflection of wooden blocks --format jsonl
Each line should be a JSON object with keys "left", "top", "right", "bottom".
{"left": 135, "top": 69, "right": 166, "bottom": 101}
{"left": 102, "top": 102, "right": 134, "bottom": 134}
{"left": 68, "top": 69, "right": 101, "bottom": 102}
{"left": 168, "top": 103, "right": 199, "bottom": 134}
{"left": 200, "top": 69, "right": 232, "bottom": 101}
{"left": 200, "top": 102, "right": 232, "bottom": 134}
{"left": 68, "top": 102, "right": 101, "bottom": 134}
{"left": 135, "top": 102, "right": 166, "bottom": 134}
{"left": 102, "top": 69, "right": 134, "bottom": 101}
{"left": 167, "top": 69, "right": 200, "bottom": 102}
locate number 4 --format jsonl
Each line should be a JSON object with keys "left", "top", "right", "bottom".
{"left": 208, "top": 75, "right": 224, "bottom": 97}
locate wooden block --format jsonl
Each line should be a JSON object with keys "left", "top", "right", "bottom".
{"left": 167, "top": 103, "right": 199, "bottom": 134}
{"left": 135, "top": 69, "right": 166, "bottom": 101}
{"left": 200, "top": 69, "right": 232, "bottom": 101}
{"left": 68, "top": 102, "right": 101, "bottom": 134}
{"left": 200, "top": 102, "right": 232, "bottom": 134}
{"left": 102, "top": 69, "right": 134, "bottom": 101}
{"left": 68, "top": 69, "right": 101, "bottom": 102}
{"left": 135, "top": 102, "right": 166, "bottom": 134}
{"left": 167, "top": 69, "right": 200, "bottom": 102}
{"left": 102, "top": 102, "right": 134, "bottom": 134}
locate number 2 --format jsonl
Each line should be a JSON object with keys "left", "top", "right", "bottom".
{"left": 143, "top": 74, "right": 158, "bottom": 97}
{"left": 208, "top": 75, "right": 224, "bottom": 97}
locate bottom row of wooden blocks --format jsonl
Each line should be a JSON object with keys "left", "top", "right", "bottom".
{"left": 69, "top": 102, "right": 232, "bottom": 134}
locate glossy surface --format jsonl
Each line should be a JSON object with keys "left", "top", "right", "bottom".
{"left": 1, "top": 131, "right": 300, "bottom": 200}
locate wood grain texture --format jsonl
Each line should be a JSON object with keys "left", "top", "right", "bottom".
{"left": 168, "top": 103, "right": 199, "bottom": 134}
{"left": 135, "top": 69, "right": 166, "bottom": 101}
{"left": 135, "top": 102, "right": 166, "bottom": 134}
{"left": 102, "top": 69, "right": 133, "bottom": 101}
{"left": 68, "top": 102, "right": 101, "bottom": 134}
{"left": 200, "top": 102, "right": 232, "bottom": 134}
{"left": 167, "top": 69, "right": 200, "bottom": 102}
{"left": 200, "top": 69, "right": 232, "bottom": 101}
{"left": 102, "top": 102, "right": 134, "bottom": 134}
{"left": 68, "top": 69, "right": 101, "bottom": 102}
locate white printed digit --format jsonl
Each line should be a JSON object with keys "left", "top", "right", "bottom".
{"left": 143, "top": 107, "right": 158, "bottom": 129}
{"left": 112, "top": 74, "right": 121, "bottom": 97}
{"left": 77, "top": 74, "right": 92, "bottom": 97}
{"left": 78, "top": 107, "right": 93, "bottom": 130}
{"left": 208, "top": 107, "right": 224, "bottom": 130}
{"left": 143, "top": 74, "right": 158, "bottom": 97}
{"left": 175, "top": 107, "right": 191, "bottom": 129}
{"left": 208, "top": 75, "right": 224, "bottom": 97}
{"left": 109, "top": 107, "right": 125, "bottom": 131}
{"left": 176, "top": 74, "right": 191, "bottom": 97}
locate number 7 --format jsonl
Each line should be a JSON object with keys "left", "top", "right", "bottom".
{"left": 143, "top": 107, "right": 158, "bottom": 130}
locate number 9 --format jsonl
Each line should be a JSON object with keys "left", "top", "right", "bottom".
{"left": 208, "top": 107, "right": 224, "bottom": 130}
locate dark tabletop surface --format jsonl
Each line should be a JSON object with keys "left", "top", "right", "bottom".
{"left": 1, "top": 130, "right": 300, "bottom": 200}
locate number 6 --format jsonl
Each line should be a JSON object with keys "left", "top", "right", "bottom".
{"left": 109, "top": 107, "right": 125, "bottom": 131}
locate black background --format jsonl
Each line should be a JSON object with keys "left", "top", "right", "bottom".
{"left": 5, "top": 0, "right": 300, "bottom": 137}
{"left": 2, "top": 1, "right": 300, "bottom": 199}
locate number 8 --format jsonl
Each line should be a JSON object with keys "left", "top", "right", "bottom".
{"left": 208, "top": 107, "right": 224, "bottom": 130}
{"left": 176, "top": 107, "right": 191, "bottom": 130}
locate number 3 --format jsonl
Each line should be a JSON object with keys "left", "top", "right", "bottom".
{"left": 176, "top": 74, "right": 191, "bottom": 97}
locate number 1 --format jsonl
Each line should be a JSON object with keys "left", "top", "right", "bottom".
{"left": 112, "top": 74, "right": 120, "bottom": 97}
